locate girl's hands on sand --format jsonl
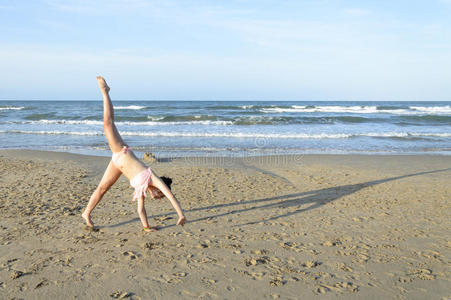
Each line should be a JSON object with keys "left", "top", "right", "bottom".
{"left": 177, "top": 215, "right": 187, "bottom": 226}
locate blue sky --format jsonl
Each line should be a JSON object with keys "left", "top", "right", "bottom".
{"left": 0, "top": 0, "right": 450, "bottom": 100}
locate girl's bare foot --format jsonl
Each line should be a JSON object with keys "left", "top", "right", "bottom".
{"left": 143, "top": 226, "right": 158, "bottom": 232}
{"left": 82, "top": 211, "right": 94, "bottom": 227}
{"left": 96, "top": 76, "right": 110, "bottom": 93}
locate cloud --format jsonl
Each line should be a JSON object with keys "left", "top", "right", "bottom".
{"left": 43, "top": 0, "right": 253, "bottom": 20}
{"left": 44, "top": 0, "right": 167, "bottom": 15}
{"left": 343, "top": 8, "right": 370, "bottom": 16}
{"left": 38, "top": 19, "right": 74, "bottom": 31}
{"left": 0, "top": 3, "right": 18, "bottom": 10}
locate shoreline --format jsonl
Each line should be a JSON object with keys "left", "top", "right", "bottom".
{"left": 1, "top": 149, "right": 450, "bottom": 299}
{"left": 2, "top": 148, "right": 451, "bottom": 159}
{"left": 2, "top": 149, "right": 451, "bottom": 175}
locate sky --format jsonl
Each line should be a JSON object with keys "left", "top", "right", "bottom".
{"left": 0, "top": 0, "right": 450, "bottom": 101}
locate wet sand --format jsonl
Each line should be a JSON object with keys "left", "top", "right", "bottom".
{"left": 0, "top": 150, "right": 450, "bottom": 299}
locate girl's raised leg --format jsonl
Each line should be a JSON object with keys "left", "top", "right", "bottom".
{"left": 97, "top": 76, "right": 125, "bottom": 153}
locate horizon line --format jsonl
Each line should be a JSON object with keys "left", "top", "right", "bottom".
{"left": 1, "top": 99, "right": 450, "bottom": 102}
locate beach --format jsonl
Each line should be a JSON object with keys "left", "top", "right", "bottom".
{"left": 0, "top": 150, "right": 450, "bottom": 299}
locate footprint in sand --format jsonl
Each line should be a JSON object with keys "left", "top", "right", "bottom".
{"left": 334, "top": 281, "right": 359, "bottom": 292}
{"left": 201, "top": 277, "right": 217, "bottom": 285}
{"left": 322, "top": 240, "right": 342, "bottom": 247}
{"left": 251, "top": 249, "right": 269, "bottom": 255}
{"left": 315, "top": 286, "right": 330, "bottom": 294}
{"left": 10, "top": 270, "right": 25, "bottom": 279}
{"left": 302, "top": 261, "right": 322, "bottom": 268}
{"left": 244, "top": 256, "right": 270, "bottom": 267}
{"left": 122, "top": 251, "right": 138, "bottom": 260}
{"left": 153, "top": 216, "right": 173, "bottom": 222}
{"left": 269, "top": 277, "right": 286, "bottom": 286}
{"left": 110, "top": 291, "right": 132, "bottom": 298}
{"left": 197, "top": 243, "right": 209, "bottom": 249}
{"left": 315, "top": 281, "right": 359, "bottom": 294}
{"left": 398, "top": 276, "right": 413, "bottom": 283}
{"left": 225, "top": 234, "right": 238, "bottom": 241}
{"left": 34, "top": 279, "right": 48, "bottom": 289}
{"left": 198, "top": 292, "right": 218, "bottom": 299}
{"left": 237, "top": 269, "right": 267, "bottom": 280}
{"left": 142, "top": 242, "right": 162, "bottom": 250}
{"left": 280, "top": 241, "right": 303, "bottom": 252}
{"left": 338, "top": 263, "right": 353, "bottom": 272}
{"left": 407, "top": 268, "right": 436, "bottom": 280}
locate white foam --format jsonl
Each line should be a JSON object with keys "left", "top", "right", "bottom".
{"left": 147, "top": 116, "right": 165, "bottom": 121}
{"left": 2, "top": 130, "right": 449, "bottom": 139}
{"left": 414, "top": 132, "right": 451, "bottom": 137}
{"left": 0, "top": 106, "right": 25, "bottom": 111}
{"left": 1, "top": 130, "right": 102, "bottom": 136}
{"left": 410, "top": 106, "right": 451, "bottom": 114}
{"left": 114, "top": 105, "right": 146, "bottom": 110}
{"left": 13, "top": 119, "right": 233, "bottom": 126}
{"left": 117, "top": 131, "right": 354, "bottom": 139}
{"left": 261, "top": 105, "right": 451, "bottom": 115}
{"left": 125, "top": 120, "right": 233, "bottom": 126}
{"left": 261, "top": 105, "right": 381, "bottom": 114}
{"left": 35, "top": 119, "right": 104, "bottom": 125}
{"left": 363, "top": 132, "right": 451, "bottom": 138}
{"left": 125, "top": 131, "right": 451, "bottom": 139}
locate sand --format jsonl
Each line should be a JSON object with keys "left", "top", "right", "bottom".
{"left": 0, "top": 150, "right": 450, "bottom": 299}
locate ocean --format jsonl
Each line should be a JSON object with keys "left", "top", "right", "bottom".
{"left": 0, "top": 100, "right": 450, "bottom": 157}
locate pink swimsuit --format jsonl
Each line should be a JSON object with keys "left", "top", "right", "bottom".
{"left": 112, "top": 146, "right": 153, "bottom": 201}
{"left": 111, "top": 146, "right": 129, "bottom": 167}
{"left": 130, "top": 167, "right": 153, "bottom": 201}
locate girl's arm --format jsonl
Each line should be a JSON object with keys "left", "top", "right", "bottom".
{"left": 137, "top": 196, "right": 150, "bottom": 228}
{"left": 151, "top": 174, "right": 186, "bottom": 226}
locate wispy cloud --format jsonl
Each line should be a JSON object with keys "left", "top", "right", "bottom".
{"left": 343, "top": 8, "right": 370, "bottom": 16}
{"left": 38, "top": 19, "right": 74, "bottom": 31}
{"left": 44, "top": 0, "right": 169, "bottom": 15}
{"left": 0, "top": 4, "right": 16, "bottom": 10}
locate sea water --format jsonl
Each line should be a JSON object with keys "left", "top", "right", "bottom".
{"left": 0, "top": 101, "right": 450, "bottom": 157}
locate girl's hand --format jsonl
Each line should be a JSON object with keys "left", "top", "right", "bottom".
{"left": 177, "top": 215, "right": 187, "bottom": 226}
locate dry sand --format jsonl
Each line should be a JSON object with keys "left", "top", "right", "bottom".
{"left": 0, "top": 150, "right": 450, "bottom": 299}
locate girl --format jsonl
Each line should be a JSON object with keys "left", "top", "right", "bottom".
{"left": 82, "top": 76, "right": 186, "bottom": 231}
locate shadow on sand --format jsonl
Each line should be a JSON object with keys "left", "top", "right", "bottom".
{"left": 103, "top": 168, "right": 450, "bottom": 230}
